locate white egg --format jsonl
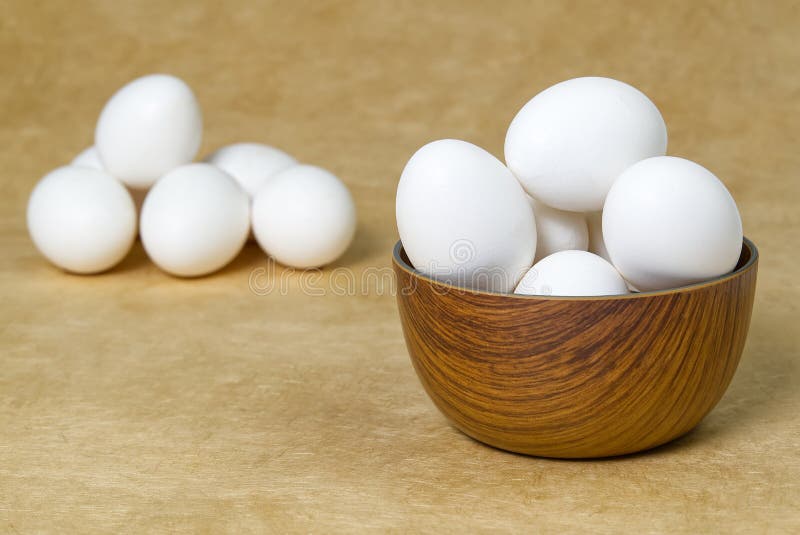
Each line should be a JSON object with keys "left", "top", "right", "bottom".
{"left": 72, "top": 145, "right": 147, "bottom": 212}
{"left": 587, "top": 211, "right": 639, "bottom": 290}
{"left": 140, "top": 163, "right": 249, "bottom": 277}
{"left": 587, "top": 212, "right": 637, "bottom": 291}
{"left": 529, "top": 197, "right": 588, "bottom": 262}
{"left": 27, "top": 166, "right": 137, "bottom": 274}
{"left": 204, "top": 142, "right": 296, "bottom": 198}
{"left": 72, "top": 146, "right": 104, "bottom": 170}
{"left": 514, "top": 250, "right": 629, "bottom": 297}
{"left": 252, "top": 165, "right": 356, "bottom": 268}
{"left": 586, "top": 211, "right": 611, "bottom": 262}
{"left": 603, "top": 156, "right": 743, "bottom": 291}
{"left": 95, "top": 74, "right": 203, "bottom": 189}
{"left": 505, "top": 77, "right": 667, "bottom": 212}
{"left": 396, "top": 139, "right": 536, "bottom": 293}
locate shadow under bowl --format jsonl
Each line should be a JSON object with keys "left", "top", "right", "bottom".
{"left": 392, "top": 238, "right": 758, "bottom": 459}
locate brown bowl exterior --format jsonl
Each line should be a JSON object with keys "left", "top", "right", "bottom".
{"left": 393, "top": 239, "right": 758, "bottom": 458}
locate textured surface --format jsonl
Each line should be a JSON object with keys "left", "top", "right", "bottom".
{"left": 1, "top": 0, "right": 798, "bottom": 532}
{"left": 395, "top": 242, "right": 758, "bottom": 458}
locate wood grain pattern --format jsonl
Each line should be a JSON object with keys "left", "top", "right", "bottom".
{"left": 394, "top": 239, "right": 759, "bottom": 458}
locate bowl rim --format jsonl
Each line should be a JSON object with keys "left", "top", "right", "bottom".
{"left": 392, "top": 237, "right": 758, "bottom": 301}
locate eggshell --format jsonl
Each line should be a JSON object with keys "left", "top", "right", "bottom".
{"left": 514, "top": 250, "right": 629, "bottom": 297}
{"left": 603, "top": 156, "right": 743, "bottom": 291}
{"left": 72, "top": 146, "right": 104, "bottom": 170}
{"left": 252, "top": 165, "right": 356, "bottom": 268}
{"left": 505, "top": 77, "right": 667, "bottom": 212}
{"left": 396, "top": 139, "right": 536, "bottom": 293}
{"left": 27, "top": 166, "right": 137, "bottom": 273}
{"left": 205, "top": 142, "right": 296, "bottom": 197}
{"left": 140, "top": 163, "right": 249, "bottom": 277}
{"left": 586, "top": 211, "right": 611, "bottom": 262}
{"left": 95, "top": 74, "right": 202, "bottom": 189}
{"left": 72, "top": 146, "right": 147, "bottom": 212}
{"left": 529, "top": 197, "right": 588, "bottom": 262}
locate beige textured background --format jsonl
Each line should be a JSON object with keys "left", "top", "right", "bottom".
{"left": 1, "top": 1, "right": 798, "bottom": 532}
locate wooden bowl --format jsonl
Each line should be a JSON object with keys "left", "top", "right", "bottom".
{"left": 392, "top": 238, "right": 758, "bottom": 458}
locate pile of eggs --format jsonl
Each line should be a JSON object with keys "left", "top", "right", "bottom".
{"left": 27, "top": 74, "right": 356, "bottom": 276}
{"left": 396, "top": 77, "right": 743, "bottom": 296}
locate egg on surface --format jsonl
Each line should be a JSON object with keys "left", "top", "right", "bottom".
{"left": 252, "top": 165, "right": 356, "bottom": 269}
{"left": 586, "top": 211, "right": 611, "bottom": 262}
{"left": 514, "top": 250, "right": 629, "bottom": 297}
{"left": 95, "top": 74, "right": 202, "bottom": 189}
{"left": 603, "top": 156, "right": 743, "bottom": 291}
{"left": 529, "top": 197, "right": 588, "bottom": 262}
{"left": 27, "top": 166, "right": 137, "bottom": 274}
{"left": 505, "top": 76, "right": 667, "bottom": 212}
{"left": 72, "top": 145, "right": 147, "bottom": 212}
{"left": 396, "top": 139, "right": 536, "bottom": 293}
{"left": 72, "top": 146, "right": 104, "bottom": 170}
{"left": 140, "top": 163, "right": 249, "bottom": 277}
{"left": 205, "top": 142, "right": 297, "bottom": 198}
